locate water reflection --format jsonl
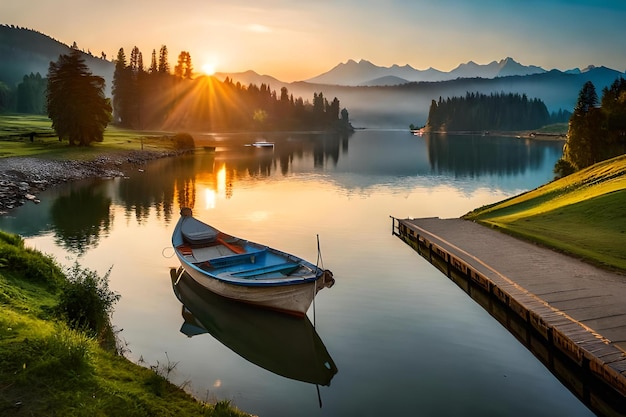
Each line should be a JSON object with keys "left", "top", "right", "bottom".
{"left": 169, "top": 268, "right": 338, "bottom": 386}
{"left": 50, "top": 184, "right": 112, "bottom": 254}
{"left": 424, "top": 134, "right": 564, "bottom": 177}
{"left": 116, "top": 151, "right": 222, "bottom": 222}
{"left": 0, "top": 131, "right": 563, "bottom": 249}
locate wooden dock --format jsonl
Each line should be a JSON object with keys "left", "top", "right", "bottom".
{"left": 392, "top": 217, "right": 626, "bottom": 416}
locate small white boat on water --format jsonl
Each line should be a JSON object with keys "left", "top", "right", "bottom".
{"left": 171, "top": 208, "right": 334, "bottom": 317}
{"left": 245, "top": 140, "right": 275, "bottom": 148}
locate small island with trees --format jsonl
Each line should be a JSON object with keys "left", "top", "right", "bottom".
{"left": 420, "top": 91, "right": 570, "bottom": 133}
{"left": 411, "top": 79, "right": 626, "bottom": 179}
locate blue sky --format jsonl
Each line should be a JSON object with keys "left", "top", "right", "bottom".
{"left": 2, "top": 0, "right": 625, "bottom": 81}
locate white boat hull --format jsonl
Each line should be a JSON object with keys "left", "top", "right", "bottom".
{"left": 174, "top": 259, "right": 320, "bottom": 316}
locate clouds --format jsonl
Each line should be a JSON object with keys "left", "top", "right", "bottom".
{"left": 1, "top": 0, "right": 624, "bottom": 81}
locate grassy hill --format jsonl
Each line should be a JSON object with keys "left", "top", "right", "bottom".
{"left": 464, "top": 155, "right": 626, "bottom": 272}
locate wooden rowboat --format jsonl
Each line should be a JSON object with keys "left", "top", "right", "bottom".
{"left": 171, "top": 207, "right": 334, "bottom": 317}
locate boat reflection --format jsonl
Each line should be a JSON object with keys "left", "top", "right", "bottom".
{"left": 169, "top": 268, "right": 338, "bottom": 386}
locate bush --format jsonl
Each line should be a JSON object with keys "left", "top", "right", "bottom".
{"left": 172, "top": 132, "right": 195, "bottom": 150}
{"left": 553, "top": 158, "right": 576, "bottom": 179}
{"left": 56, "top": 263, "right": 120, "bottom": 340}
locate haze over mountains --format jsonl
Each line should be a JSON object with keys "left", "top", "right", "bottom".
{"left": 2, "top": 25, "right": 626, "bottom": 128}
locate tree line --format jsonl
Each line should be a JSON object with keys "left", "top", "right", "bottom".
{"left": 111, "top": 46, "right": 352, "bottom": 132}
{"left": 424, "top": 92, "right": 562, "bottom": 132}
{"left": 555, "top": 78, "right": 626, "bottom": 175}
{"left": 0, "top": 73, "right": 47, "bottom": 114}
{"left": 6, "top": 45, "right": 353, "bottom": 146}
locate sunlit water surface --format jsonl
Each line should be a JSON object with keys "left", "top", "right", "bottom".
{"left": 1, "top": 131, "right": 594, "bottom": 416}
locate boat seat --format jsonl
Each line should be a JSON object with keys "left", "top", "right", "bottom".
{"left": 209, "top": 249, "right": 267, "bottom": 268}
{"left": 231, "top": 262, "right": 300, "bottom": 278}
{"left": 181, "top": 216, "right": 219, "bottom": 245}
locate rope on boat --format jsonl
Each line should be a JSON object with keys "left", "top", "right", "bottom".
{"left": 313, "top": 234, "right": 323, "bottom": 327}
{"left": 162, "top": 246, "right": 175, "bottom": 258}
{"left": 174, "top": 266, "right": 184, "bottom": 285}
{"left": 316, "top": 234, "right": 325, "bottom": 270}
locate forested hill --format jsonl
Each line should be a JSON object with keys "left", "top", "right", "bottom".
{"left": 0, "top": 25, "right": 113, "bottom": 89}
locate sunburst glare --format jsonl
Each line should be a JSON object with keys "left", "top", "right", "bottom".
{"left": 201, "top": 62, "right": 216, "bottom": 75}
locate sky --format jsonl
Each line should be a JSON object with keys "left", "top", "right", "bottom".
{"left": 2, "top": 0, "right": 625, "bottom": 82}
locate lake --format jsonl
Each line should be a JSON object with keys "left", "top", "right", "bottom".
{"left": 0, "top": 130, "right": 596, "bottom": 416}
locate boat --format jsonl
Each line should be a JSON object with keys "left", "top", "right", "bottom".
{"left": 171, "top": 207, "right": 334, "bottom": 317}
{"left": 169, "top": 268, "right": 338, "bottom": 386}
{"left": 244, "top": 140, "right": 274, "bottom": 149}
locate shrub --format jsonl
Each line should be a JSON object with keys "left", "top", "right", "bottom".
{"left": 56, "top": 263, "right": 120, "bottom": 340}
{"left": 172, "top": 132, "right": 195, "bottom": 150}
{"left": 553, "top": 158, "right": 576, "bottom": 179}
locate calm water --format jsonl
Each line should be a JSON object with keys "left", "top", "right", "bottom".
{"left": 1, "top": 130, "right": 594, "bottom": 416}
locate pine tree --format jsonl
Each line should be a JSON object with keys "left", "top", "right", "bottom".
{"left": 112, "top": 48, "right": 133, "bottom": 126}
{"left": 174, "top": 51, "right": 193, "bottom": 79}
{"left": 47, "top": 49, "right": 112, "bottom": 145}
{"left": 601, "top": 77, "right": 626, "bottom": 156}
{"left": 563, "top": 81, "right": 602, "bottom": 169}
{"left": 149, "top": 49, "right": 158, "bottom": 74}
{"left": 158, "top": 45, "right": 169, "bottom": 74}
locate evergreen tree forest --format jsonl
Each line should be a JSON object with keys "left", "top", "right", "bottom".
{"left": 0, "top": 73, "right": 48, "bottom": 114}
{"left": 556, "top": 78, "right": 626, "bottom": 175}
{"left": 17, "top": 73, "right": 47, "bottom": 113}
{"left": 112, "top": 47, "right": 352, "bottom": 132}
{"left": 426, "top": 92, "right": 551, "bottom": 132}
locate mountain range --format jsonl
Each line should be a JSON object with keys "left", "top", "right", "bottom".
{"left": 305, "top": 57, "right": 552, "bottom": 86}
{"left": 2, "top": 25, "right": 626, "bottom": 128}
{"left": 214, "top": 57, "right": 604, "bottom": 88}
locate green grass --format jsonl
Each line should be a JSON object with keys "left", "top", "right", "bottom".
{"left": 0, "top": 232, "right": 250, "bottom": 416}
{"left": 534, "top": 123, "right": 568, "bottom": 135}
{"left": 0, "top": 114, "right": 179, "bottom": 160}
{"left": 464, "top": 154, "right": 626, "bottom": 271}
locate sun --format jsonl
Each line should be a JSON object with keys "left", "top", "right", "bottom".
{"left": 201, "top": 62, "right": 217, "bottom": 75}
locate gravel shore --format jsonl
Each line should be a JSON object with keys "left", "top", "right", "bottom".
{"left": 0, "top": 150, "right": 182, "bottom": 215}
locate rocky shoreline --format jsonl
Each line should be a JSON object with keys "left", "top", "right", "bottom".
{"left": 0, "top": 150, "right": 183, "bottom": 216}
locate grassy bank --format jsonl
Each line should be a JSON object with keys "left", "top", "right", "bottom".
{"left": 0, "top": 114, "right": 179, "bottom": 159}
{"left": 0, "top": 231, "right": 249, "bottom": 416}
{"left": 464, "top": 154, "right": 626, "bottom": 272}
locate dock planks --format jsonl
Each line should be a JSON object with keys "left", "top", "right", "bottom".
{"left": 393, "top": 217, "right": 626, "bottom": 410}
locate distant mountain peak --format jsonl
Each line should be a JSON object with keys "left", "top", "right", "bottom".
{"left": 582, "top": 65, "right": 596, "bottom": 72}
